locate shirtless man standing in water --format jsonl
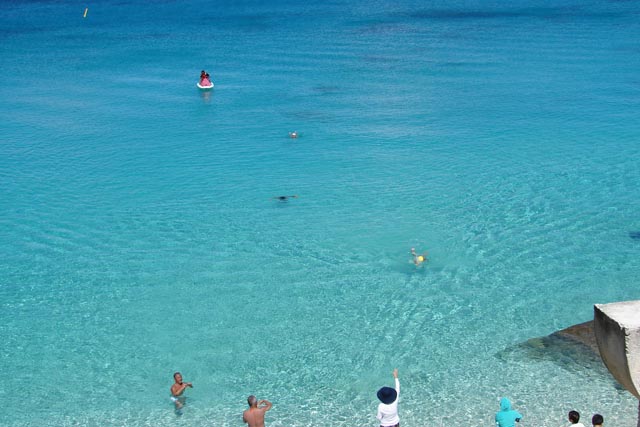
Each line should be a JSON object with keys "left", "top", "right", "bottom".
{"left": 170, "top": 372, "right": 193, "bottom": 411}
{"left": 243, "top": 395, "right": 272, "bottom": 427}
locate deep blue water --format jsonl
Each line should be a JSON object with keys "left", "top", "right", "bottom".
{"left": 1, "top": 0, "right": 640, "bottom": 426}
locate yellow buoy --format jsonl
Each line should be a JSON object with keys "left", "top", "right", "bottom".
{"left": 83, "top": 8, "right": 88, "bottom": 18}
{"left": 417, "top": 256, "right": 424, "bottom": 262}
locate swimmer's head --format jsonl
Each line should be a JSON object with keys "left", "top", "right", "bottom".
{"left": 247, "top": 395, "right": 257, "bottom": 407}
{"left": 418, "top": 256, "right": 424, "bottom": 262}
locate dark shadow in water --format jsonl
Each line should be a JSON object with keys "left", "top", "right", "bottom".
{"left": 405, "top": 6, "right": 625, "bottom": 21}
{"left": 312, "top": 85, "right": 340, "bottom": 95}
{"left": 629, "top": 231, "right": 640, "bottom": 240}
{"left": 200, "top": 89, "right": 213, "bottom": 103}
{"left": 495, "top": 321, "right": 621, "bottom": 390}
{"left": 283, "top": 110, "right": 334, "bottom": 123}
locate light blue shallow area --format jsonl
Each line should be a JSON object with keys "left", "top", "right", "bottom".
{"left": 1, "top": 0, "right": 640, "bottom": 426}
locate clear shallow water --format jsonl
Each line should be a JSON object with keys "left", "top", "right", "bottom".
{"left": 1, "top": 0, "right": 640, "bottom": 426}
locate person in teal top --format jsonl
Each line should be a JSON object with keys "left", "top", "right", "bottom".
{"left": 495, "top": 397, "right": 523, "bottom": 427}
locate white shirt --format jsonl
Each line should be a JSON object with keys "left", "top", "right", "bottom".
{"left": 376, "top": 378, "right": 400, "bottom": 426}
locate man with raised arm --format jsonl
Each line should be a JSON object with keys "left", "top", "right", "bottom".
{"left": 243, "top": 395, "right": 273, "bottom": 427}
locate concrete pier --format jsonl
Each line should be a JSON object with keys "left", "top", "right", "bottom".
{"left": 594, "top": 300, "right": 640, "bottom": 427}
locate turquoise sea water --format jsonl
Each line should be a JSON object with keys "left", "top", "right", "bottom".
{"left": 1, "top": 0, "right": 640, "bottom": 426}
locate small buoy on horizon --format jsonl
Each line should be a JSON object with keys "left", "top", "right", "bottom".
{"left": 83, "top": 8, "right": 88, "bottom": 18}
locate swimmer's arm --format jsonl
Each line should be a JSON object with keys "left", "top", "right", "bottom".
{"left": 172, "top": 383, "right": 192, "bottom": 395}
{"left": 258, "top": 400, "right": 272, "bottom": 411}
{"left": 393, "top": 369, "right": 399, "bottom": 395}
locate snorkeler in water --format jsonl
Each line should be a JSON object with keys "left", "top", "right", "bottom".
{"left": 272, "top": 195, "right": 298, "bottom": 201}
{"left": 411, "top": 247, "right": 428, "bottom": 266}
